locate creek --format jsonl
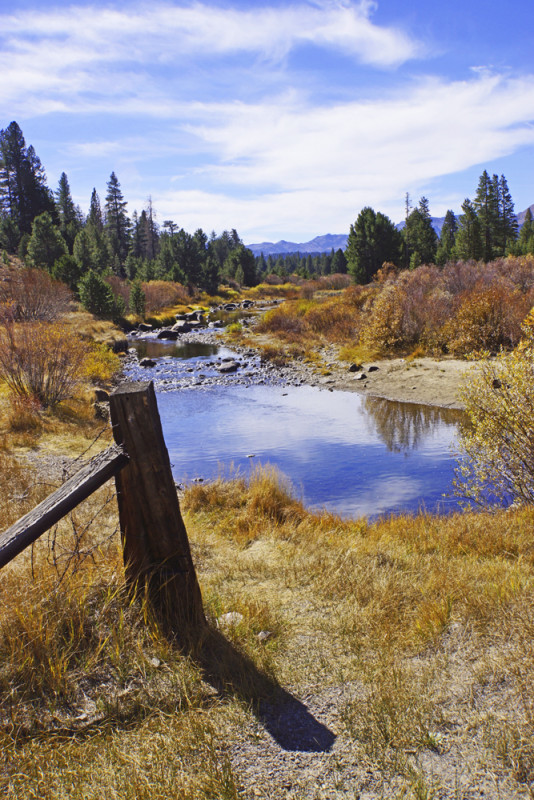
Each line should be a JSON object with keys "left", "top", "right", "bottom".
{"left": 125, "top": 336, "right": 465, "bottom": 520}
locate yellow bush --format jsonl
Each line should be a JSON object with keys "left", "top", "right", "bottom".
{"left": 82, "top": 343, "right": 121, "bottom": 383}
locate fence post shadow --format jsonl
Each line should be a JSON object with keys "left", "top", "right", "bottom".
{"left": 186, "top": 624, "right": 336, "bottom": 753}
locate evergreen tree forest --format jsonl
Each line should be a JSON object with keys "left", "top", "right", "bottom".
{"left": 1, "top": 121, "right": 533, "bottom": 315}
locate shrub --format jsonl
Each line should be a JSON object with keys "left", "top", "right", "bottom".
{"left": 0, "top": 267, "right": 71, "bottom": 321}
{"left": 455, "top": 313, "right": 534, "bottom": 507}
{"left": 142, "top": 280, "right": 190, "bottom": 312}
{"left": 0, "top": 320, "right": 91, "bottom": 407}
{"left": 82, "top": 343, "right": 121, "bottom": 383}
{"left": 443, "top": 286, "right": 529, "bottom": 355}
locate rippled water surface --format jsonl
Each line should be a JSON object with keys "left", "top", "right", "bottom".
{"left": 126, "top": 338, "right": 464, "bottom": 519}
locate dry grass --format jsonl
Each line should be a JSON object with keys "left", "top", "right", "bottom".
{"left": 1, "top": 452, "right": 533, "bottom": 797}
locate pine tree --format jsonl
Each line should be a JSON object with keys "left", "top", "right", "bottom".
{"left": 104, "top": 172, "right": 130, "bottom": 272}
{"left": 473, "top": 171, "right": 500, "bottom": 261}
{"left": 454, "top": 199, "right": 483, "bottom": 261}
{"left": 0, "top": 121, "right": 55, "bottom": 236}
{"left": 436, "top": 210, "right": 458, "bottom": 266}
{"left": 87, "top": 188, "right": 103, "bottom": 231}
{"left": 517, "top": 207, "right": 534, "bottom": 255}
{"left": 27, "top": 211, "right": 68, "bottom": 271}
{"left": 403, "top": 197, "right": 438, "bottom": 268}
{"left": 331, "top": 248, "right": 348, "bottom": 274}
{"left": 497, "top": 174, "right": 518, "bottom": 253}
{"left": 55, "top": 172, "right": 81, "bottom": 252}
{"left": 346, "top": 207, "right": 402, "bottom": 284}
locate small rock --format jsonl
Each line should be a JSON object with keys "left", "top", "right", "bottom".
{"left": 150, "top": 657, "right": 162, "bottom": 668}
{"left": 257, "top": 630, "right": 272, "bottom": 642}
{"left": 217, "top": 612, "right": 244, "bottom": 628}
{"left": 348, "top": 363, "right": 362, "bottom": 372}
{"left": 353, "top": 373, "right": 367, "bottom": 381}
{"left": 368, "top": 365, "right": 379, "bottom": 372}
{"left": 139, "top": 358, "right": 156, "bottom": 367}
{"left": 492, "top": 378, "right": 502, "bottom": 389}
{"left": 138, "top": 322, "right": 153, "bottom": 332}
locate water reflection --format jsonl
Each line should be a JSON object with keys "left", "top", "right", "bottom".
{"left": 131, "top": 340, "right": 219, "bottom": 360}
{"left": 363, "top": 397, "right": 465, "bottom": 453}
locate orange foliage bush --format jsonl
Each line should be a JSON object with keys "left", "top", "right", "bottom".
{"left": 442, "top": 286, "right": 531, "bottom": 355}
{"left": 142, "top": 281, "right": 190, "bottom": 312}
{"left": 0, "top": 267, "right": 71, "bottom": 321}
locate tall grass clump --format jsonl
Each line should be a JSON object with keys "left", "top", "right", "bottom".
{"left": 0, "top": 319, "right": 91, "bottom": 407}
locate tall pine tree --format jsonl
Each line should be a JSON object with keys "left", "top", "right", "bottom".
{"left": 436, "top": 210, "right": 458, "bottom": 266}
{"left": 0, "top": 121, "right": 55, "bottom": 236}
{"left": 104, "top": 172, "right": 130, "bottom": 273}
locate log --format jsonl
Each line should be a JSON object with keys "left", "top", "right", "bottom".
{"left": 109, "top": 381, "right": 205, "bottom": 630}
{"left": 0, "top": 444, "right": 129, "bottom": 570}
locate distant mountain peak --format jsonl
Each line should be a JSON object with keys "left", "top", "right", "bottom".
{"left": 247, "top": 205, "right": 534, "bottom": 257}
{"left": 247, "top": 233, "right": 347, "bottom": 257}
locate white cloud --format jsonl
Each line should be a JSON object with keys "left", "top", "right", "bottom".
{"left": 136, "top": 72, "right": 534, "bottom": 238}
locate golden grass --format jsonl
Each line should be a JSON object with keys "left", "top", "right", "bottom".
{"left": 61, "top": 310, "right": 128, "bottom": 351}
{"left": 1, "top": 453, "right": 533, "bottom": 797}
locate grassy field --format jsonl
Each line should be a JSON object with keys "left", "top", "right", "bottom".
{"left": 1, "top": 441, "right": 533, "bottom": 798}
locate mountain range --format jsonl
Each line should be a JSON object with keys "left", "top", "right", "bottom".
{"left": 247, "top": 204, "right": 534, "bottom": 257}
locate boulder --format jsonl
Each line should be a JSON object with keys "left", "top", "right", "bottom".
{"left": 139, "top": 358, "right": 156, "bottom": 367}
{"left": 217, "top": 360, "right": 238, "bottom": 373}
{"left": 348, "top": 363, "right": 362, "bottom": 372}
{"left": 368, "top": 365, "right": 380, "bottom": 372}
{"left": 171, "top": 321, "right": 192, "bottom": 333}
{"left": 138, "top": 323, "right": 153, "bottom": 332}
{"left": 157, "top": 329, "right": 179, "bottom": 340}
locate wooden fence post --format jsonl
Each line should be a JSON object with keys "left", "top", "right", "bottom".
{"left": 109, "top": 381, "right": 205, "bottom": 630}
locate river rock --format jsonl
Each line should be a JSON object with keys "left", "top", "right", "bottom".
{"left": 157, "top": 329, "right": 179, "bottom": 340}
{"left": 172, "top": 321, "right": 192, "bottom": 333}
{"left": 368, "top": 365, "right": 380, "bottom": 372}
{"left": 348, "top": 363, "right": 362, "bottom": 372}
{"left": 140, "top": 358, "right": 156, "bottom": 367}
{"left": 217, "top": 360, "right": 238, "bottom": 373}
{"left": 138, "top": 323, "right": 153, "bottom": 332}
{"left": 353, "top": 372, "right": 367, "bottom": 381}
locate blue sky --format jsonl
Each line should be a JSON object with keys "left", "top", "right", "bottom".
{"left": 1, "top": 0, "right": 534, "bottom": 243}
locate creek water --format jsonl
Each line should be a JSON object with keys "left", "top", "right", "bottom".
{"left": 125, "top": 338, "right": 465, "bottom": 519}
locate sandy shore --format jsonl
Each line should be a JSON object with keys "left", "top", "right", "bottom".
{"left": 316, "top": 355, "right": 478, "bottom": 409}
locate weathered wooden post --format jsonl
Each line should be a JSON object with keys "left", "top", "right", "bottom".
{"left": 109, "top": 381, "right": 205, "bottom": 631}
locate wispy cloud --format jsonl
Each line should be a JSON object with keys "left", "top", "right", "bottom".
{"left": 0, "top": 0, "right": 423, "bottom": 117}
{"left": 2, "top": 1, "right": 534, "bottom": 240}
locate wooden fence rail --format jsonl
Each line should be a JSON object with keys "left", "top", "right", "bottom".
{"left": 0, "top": 381, "right": 205, "bottom": 630}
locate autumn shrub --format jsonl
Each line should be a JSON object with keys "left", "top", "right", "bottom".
{"left": 304, "top": 297, "right": 358, "bottom": 340}
{"left": 0, "top": 267, "right": 71, "bottom": 321}
{"left": 256, "top": 303, "right": 308, "bottom": 338}
{"left": 142, "top": 280, "right": 190, "bottom": 312}
{"left": 455, "top": 311, "right": 534, "bottom": 507}
{"left": 317, "top": 273, "right": 351, "bottom": 290}
{"left": 82, "top": 342, "right": 121, "bottom": 384}
{"left": 359, "top": 284, "right": 408, "bottom": 355}
{"left": 443, "top": 285, "right": 529, "bottom": 355}
{"left": 0, "top": 320, "right": 91, "bottom": 407}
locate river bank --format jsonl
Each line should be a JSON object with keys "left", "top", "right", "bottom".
{"left": 127, "top": 325, "right": 476, "bottom": 410}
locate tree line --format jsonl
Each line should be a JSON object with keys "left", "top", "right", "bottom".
{"left": 0, "top": 121, "right": 261, "bottom": 315}
{"left": 346, "top": 175, "right": 533, "bottom": 284}
{"left": 2, "top": 120, "right": 533, "bottom": 313}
